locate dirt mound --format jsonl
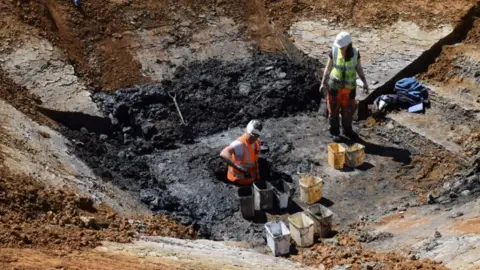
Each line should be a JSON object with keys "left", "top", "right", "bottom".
{"left": 264, "top": 0, "right": 476, "bottom": 32}
{"left": 9, "top": 0, "right": 284, "bottom": 93}
{"left": 420, "top": 45, "right": 480, "bottom": 86}
{"left": 94, "top": 53, "right": 319, "bottom": 148}
{"left": 292, "top": 234, "right": 448, "bottom": 269}
{"left": 464, "top": 17, "right": 480, "bottom": 44}
{"left": 421, "top": 16, "right": 480, "bottom": 84}
{"left": 0, "top": 161, "right": 195, "bottom": 250}
{"left": 0, "top": 248, "right": 179, "bottom": 270}
{"left": 12, "top": 0, "right": 152, "bottom": 91}
{"left": 420, "top": 46, "right": 457, "bottom": 83}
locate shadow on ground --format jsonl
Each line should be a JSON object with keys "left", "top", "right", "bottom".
{"left": 338, "top": 135, "right": 412, "bottom": 164}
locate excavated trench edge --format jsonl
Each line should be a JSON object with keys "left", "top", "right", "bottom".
{"left": 27, "top": 1, "right": 479, "bottom": 241}
{"left": 261, "top": 1, "right": 480, "bottom": 120}
{"left": 37, "top": 106, "right": 114, "bottom": 134}
{"left": 357, "top": 2, "right": 480, "bottom": 119}
{"left": 36, "top": 0, "right": 325, "bottom": 134}
{"left": 32, "top": 1, "right": 480, "bottom": 130}
{"left": 250, "top": 0, "right": 325, "bottom": 76}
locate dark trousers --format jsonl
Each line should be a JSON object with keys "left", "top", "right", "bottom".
{"left": 327, "top": 87, "right": 356, "bottom": 136}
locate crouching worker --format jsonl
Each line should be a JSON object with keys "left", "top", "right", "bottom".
{"left": 220, "top": 120, "right": 262, "bottom": 185}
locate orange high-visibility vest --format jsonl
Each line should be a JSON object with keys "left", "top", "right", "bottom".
{"left": 227, "top": 134, "right": 260, "bottom": 185}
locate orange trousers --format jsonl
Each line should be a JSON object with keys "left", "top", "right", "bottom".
{"left": 327, "top": 87, "right": 356, "bottom": 136}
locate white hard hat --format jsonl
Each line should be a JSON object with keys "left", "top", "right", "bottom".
{"left": 246, "top": 120, "right": 262, "bottom": 136}
{"left": 333, "top": 31, "right": 352, "bottom": 48}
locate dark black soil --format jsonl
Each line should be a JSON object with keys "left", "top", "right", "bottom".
{"left": 60, "top": 52, "right": 321, "bottom": 240}
{"left": 93, "top": 52, "right": 320, "bottom": 149}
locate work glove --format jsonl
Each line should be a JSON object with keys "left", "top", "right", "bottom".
{"left": 238, "top": 166, "right": 251, "bottom": 178}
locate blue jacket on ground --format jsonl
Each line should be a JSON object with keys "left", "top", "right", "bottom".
{"left": 394, "top": 77, "right": 429, "bottom": 102}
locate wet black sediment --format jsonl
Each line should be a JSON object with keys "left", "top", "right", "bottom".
{"left": 59, "top": 52, "right": 321, "bottom": 240}
{"left": 93, "top": 53, "right": 320, "bottom": 148}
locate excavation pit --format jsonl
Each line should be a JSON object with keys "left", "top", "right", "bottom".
{"left": 50, "top": 15, "right": 478, "bottom": 244}
{"left": 56, "top": 46, "right": 474, "bottom": 242}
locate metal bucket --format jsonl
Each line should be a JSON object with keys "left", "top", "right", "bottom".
{"left": 237, "top": 186, "right": 254, "bottom": 219}
{"left": 306, "top": 204, "right": 333, "bottom": 238}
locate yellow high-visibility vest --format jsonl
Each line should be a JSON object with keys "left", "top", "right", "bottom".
{"left": 328, "top": 47, "right": 359, "bottom": 90}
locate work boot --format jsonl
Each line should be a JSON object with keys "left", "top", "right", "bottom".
{"left": 330, "top": 134, "right": 341, "bottom": 142}
{"left": 329, "top": 128, "right": 341, "bottom": 143}
{"left": 329, "top": 118, "right": 340, "bottom": 137}
{"left": 343, "top": 128, "right": 359, "bottom": 140}
{"left": 329, "top": 127, "right": 340, "bottom": 137}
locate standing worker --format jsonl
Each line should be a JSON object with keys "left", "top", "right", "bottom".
{"left": 220, "top": 120, "right": 262, "bottom": 185}
{"left": 320, "top": 31, "right": 369, "bottom": 140}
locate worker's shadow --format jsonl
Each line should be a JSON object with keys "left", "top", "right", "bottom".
{"left": 338, "top": 136, "right": 411, "bottom": 165}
